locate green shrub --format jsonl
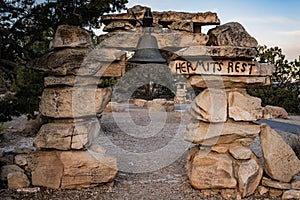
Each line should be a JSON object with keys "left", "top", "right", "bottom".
{"left": 0, "top": 66, "right": 44, "bottom": 122}
{"left": 0, "top": 123, "right": 5, "bottom": 133}
{"left": 247, "top": 85, "right": 300, "bottom": 114}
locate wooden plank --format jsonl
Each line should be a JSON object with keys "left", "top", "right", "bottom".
{"left": 169, "top": 60, "right": 273, "bottom": 76}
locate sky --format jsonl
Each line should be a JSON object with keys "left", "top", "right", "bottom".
{"left": 121, "top": 0, "right": 300, "bottom": 60}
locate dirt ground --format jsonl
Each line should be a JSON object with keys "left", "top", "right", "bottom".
{"left": 0, "top": 111, "right": 284, "bottom": 200}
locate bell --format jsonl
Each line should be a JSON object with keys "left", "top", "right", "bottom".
{"left": 128, "top": 8, "right": 166, "bottom": 64}
{"left": 128, "top": 32, "right": 166, "bottom": 64}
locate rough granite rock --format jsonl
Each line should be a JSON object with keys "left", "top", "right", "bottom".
{"left": 207, "top": 22, "right": 258, "bottom": 47}
{"left": 186, "top": 149, "right": 237, "bottom": 189}
{"left": 260, "top": 124, "right": 300, "bottom": 182}
{"left": 50, "top": 25, "right": 93, "bottom": 49}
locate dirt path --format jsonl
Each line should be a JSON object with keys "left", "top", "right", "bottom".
{"left": 1, "top": 111, "right": 281, "bottom": 199}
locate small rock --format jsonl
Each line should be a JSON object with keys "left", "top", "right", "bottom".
{"left": 237, "top": 155, "right": 263, "bottom": 197}
{"left": 292, "top": 175, "right": 300, "bottom": 189}
{"left": 282, "top": 190, "right": 300, "bottom": 199}
{"left": 264, "top": 105, "right": 288, "bottom": 119}
{"left": 211, "top": 145, "right": 229, "bottom": 153}
{"left": 133, "top": 99, "right": 147, "bottom": 107}
{"left": 262, "top": 177, "right": 291, "bottom": 190}
{"left": 229, "top": 145, "right": 252, "bottom": 160}
{"left": 221, "top": 189, "right": 236, "bottom": 200}
{"left": 14, "top": 154, "right": 29, "bottom": 166}
{"left": 269, "top": 188, "right": 283, "bottom": 197}
{"left": 17, "top": 187, "right": 40, "bottom": 193}
{"left": 7, "top": 172, "right": 30, "bottom": 189}
{"left": 257, "top": 186, "right": 269, "bottom": 195}
{"left": 1, "top": 164, "right": 24, "bottom": 181}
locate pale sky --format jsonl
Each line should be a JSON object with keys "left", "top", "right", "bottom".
{"left": 123, "top": 0, "right": 300, "bottom": 60}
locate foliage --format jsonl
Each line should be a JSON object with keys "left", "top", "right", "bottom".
{"left": 0, "top": 0, "right": 128, "bottom": 79}
{"left": 98, "top": 77, "right": 119, "bottom": 88}
{"left": 248, "top": 45, "right": 300, "bottom": 114}
{"left": 255, "top": 45, "right": 300, "bottom": 89}
{"left": 0, "top": 0, "right": 128, "bottom": 120}
{"left": 248, "top": 85, "right": 299, "bottom": 114}
{"left": 0, "top": 123, "right": 5, "bottom": 133}
{"left": 0, "top": 66, "right": 44, "bottom": 121}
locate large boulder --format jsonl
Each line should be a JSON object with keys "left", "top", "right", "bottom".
{"left": 260, "top": 124, "right": 300, "bottom": 182}
{"left": 207, "top": 22, "right": 258, "bottom": 47}
{"left": 186, "top": 148, "right": 237, "bottom": 189}
{"left": 27, "top": 151, "right": 117, "bottom": 189}
{"left": 50, "top": 25, "right": 93, "bottom": 49}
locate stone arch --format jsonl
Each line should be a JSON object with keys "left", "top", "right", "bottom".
{"left": 21, "top": 6, "right": 298, "bottom": 200}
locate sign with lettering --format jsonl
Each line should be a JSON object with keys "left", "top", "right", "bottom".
{"left": 169, "top": 60, "right": 262, "bottom": 76}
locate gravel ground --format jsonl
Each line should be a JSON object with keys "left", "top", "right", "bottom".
{"left": 0, "top": 111, "right": 284, "bottom": 200}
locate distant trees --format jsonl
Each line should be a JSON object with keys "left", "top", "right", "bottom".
{"left": 248, "top": 45, "right": 300, "bottom": 114}
{"left": 0, "top": 0, "right": 128, "bottom": 78}
{"left": 0, "top": 0, "right": 128, "bottom": 120}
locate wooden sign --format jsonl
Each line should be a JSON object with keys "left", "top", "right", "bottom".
{"left": 169, "top": 60, "right": 262, "bottom": 76}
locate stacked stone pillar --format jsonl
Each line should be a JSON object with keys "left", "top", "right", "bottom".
{"left": 25, "top": 25, "right": 124, "bottom": 189}
{"left": 167, "top": 22, "right": 274, "bottom": 198}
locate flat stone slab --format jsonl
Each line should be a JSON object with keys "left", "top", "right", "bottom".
{"left": 98, "top": 31, "right": 209, "bottom": 49}
{"left": 174, "top": 46, "right": 258, "bottom": 59}
{"left": 188, "top": 75, "right": 270, "bottom": 89}
{"left": 27, "top": 151, "right": 117, "bottom": 189}
{"left": 101, "top": 11, "right": 220, "bottom": 26}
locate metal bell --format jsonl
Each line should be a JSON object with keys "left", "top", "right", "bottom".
{"left": 128, "top": 32, "right": 166, "bottom": 64}
{"left": 128, "top": 8, "right": 166, "bottom": 64}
